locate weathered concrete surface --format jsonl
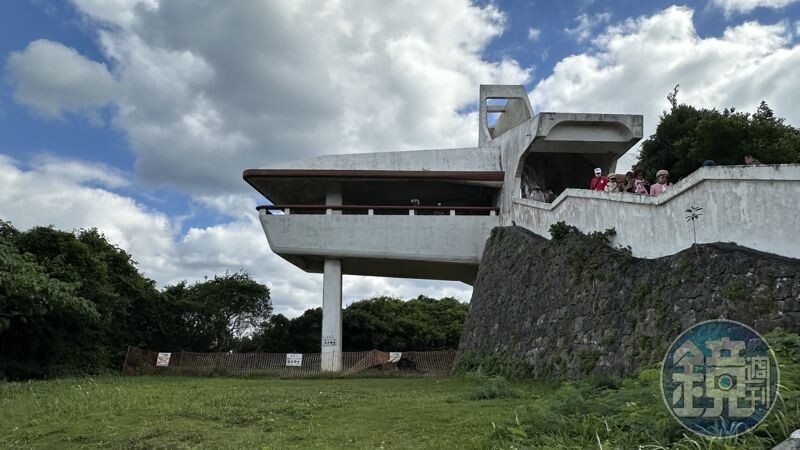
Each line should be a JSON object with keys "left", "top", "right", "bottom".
{"left": 321, "top": 258, "right": 342, "bottom": 371}
{"left": 479, "top": 85, "right": 533, "bottom": 145}
{"left": 495, "top": 111, "right": 644, "bottom": 218}
{"left": 321, "top": 185, "right": 343, "bottom": 371}
{"left": 509, "top": 164, "right": 800, "bottom": 259}
{"left": 773, "top": 430, "right": 800, "bottom": 450}
{"left": 459, "top": 226, "right": 800, "bottom": 378}
{"left": 273, "top": 146, "right": 502, "bottom": 172}
{"left": 260, "top": 211, "right": 499, "bottom": 283}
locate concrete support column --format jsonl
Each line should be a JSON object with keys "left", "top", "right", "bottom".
{"left": 321, "top": 258, "right": 342, "bottom": 371}
{"left": 327, "top": 182, "right": 342, "bottom": 215}
{"left": 321, "top": 182, "right": 343, "bottom": 372}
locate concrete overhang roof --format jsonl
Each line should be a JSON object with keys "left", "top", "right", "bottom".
{"left": 527, "top": 112, "right": 644, "bottom": 155}
{"left": 243, "top": 169, "right": 505, "bottom": 204}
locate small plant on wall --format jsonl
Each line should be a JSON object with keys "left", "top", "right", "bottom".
{"left": 685, "top": 206, "right": 703, "bottom": 255}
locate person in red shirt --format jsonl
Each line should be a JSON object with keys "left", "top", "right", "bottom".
{"left": 589, "top": 167, "right": 608, "bottom": 191}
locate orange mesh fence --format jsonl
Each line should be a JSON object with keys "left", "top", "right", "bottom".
{"left": 122, "top": 347, "right": 457, "bottom": 378}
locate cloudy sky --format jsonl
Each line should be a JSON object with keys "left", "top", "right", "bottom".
{"left": 1, "top": 0, "right": 798, "bottom": 316}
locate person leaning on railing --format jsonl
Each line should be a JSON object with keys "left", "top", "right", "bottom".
{"left": 630, "top": 169, "right": 650, "bottom": 195}
{"left": 744, "top": 154, "right": 762, "bottom": 165}
{"left": 649, "top": 169, "right": 673, "bottom": 196}
{"left": 604, "top": 174, "right": 623, "bottom": 193}
{"left": 621, "top": 171, "right": 634, "bottom": 192}
{"left": 589, "top": 167, "right": 608, "bottom": 191}
{"left": 529, "top": 184, "right": 549, "bottom": 202}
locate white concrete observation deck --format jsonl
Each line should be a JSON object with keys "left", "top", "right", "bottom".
{"left": 244, "top": 85, "right": 646, "bottom": 371}
{"left": 258, "top": 205, "right": 498, "bottom": 284}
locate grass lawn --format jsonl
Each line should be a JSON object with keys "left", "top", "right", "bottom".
{"left": 0, "top": 375, "right": 543, "bottom": 449}
{"left": 2, "top": 329, "right": 799, "bottom": 450}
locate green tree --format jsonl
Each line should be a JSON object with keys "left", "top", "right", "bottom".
{"left": 76, "top": 228, "right": 162, "bottom": 362}
{"left": 286, "top": 307, "right": 322, "bottom": 352}
{"left": 247, "top": 296, "right": 468, "bottom": 353}
{"left": 0, "top": 231, "right": 99, "bottom": 379}
{"left": 12, "top": 226, "right": 162, "bottom": 368}
{"left": 0, "top": 221, "right": 276, "bottom": 378}
{"left": 343, "top": 295, "right": 468, "bottom": 351}
{"left": 245, "top": 308, "right": 322, "bottom": 353}
{"left": 0, "top": 220, "right": 19, "bottom": 239}
{"left": 637, "top": 100, "right": 800, "bottom": 181}
{"left": 237, "top": 313, "right": 293, "bottom": 352}
{"left": 166, "top": 272, "right": 272, "bottom": 352}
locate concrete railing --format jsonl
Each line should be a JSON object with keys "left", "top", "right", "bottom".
{"left": 509, "top": 164, "right": 800, "bottom": 259}
{"left": 257, "top": 204, "right": 498, "bottom": 216}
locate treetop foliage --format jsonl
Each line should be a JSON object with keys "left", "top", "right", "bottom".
{"left": 636, "top": 88, "right": 800, "bottom": 181}
{"left": 0, "top": 222, "right": 271, "bottom": 380}
{"left": 238, "top": 295, "right": 468, "bottom": 353}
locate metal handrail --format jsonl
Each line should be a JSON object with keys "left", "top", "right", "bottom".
{"left": 257, "top": 204, "right": 498, "bottom": 211}
{"left": 256, "top": 204, "right": 499, "bottom": 215}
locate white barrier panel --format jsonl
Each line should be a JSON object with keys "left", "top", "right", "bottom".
{"left": 156, "top": 352, "right": 171, "bottom": 367}
{"left": 286, "top": 353, "right": 303, "bottom": 367}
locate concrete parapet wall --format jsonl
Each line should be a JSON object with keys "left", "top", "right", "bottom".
{"left": 509, "top": 164, "right": 800, "bottom": 259}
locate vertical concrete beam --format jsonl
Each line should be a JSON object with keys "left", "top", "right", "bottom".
{"left": 321, "top": 182, "right": 343, "bottom": 371}
{"left": 321, "top": 258, "right": 342, "bottom": 371}
{"left": 326, "top": 182, "right": 342, "bottom": 213}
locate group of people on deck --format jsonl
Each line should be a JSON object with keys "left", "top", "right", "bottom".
{"left": 590, "top": 154, "right": 764, "bottom": 196}
{"left": 589, "top": 167, "right": 673, "bottom": 196}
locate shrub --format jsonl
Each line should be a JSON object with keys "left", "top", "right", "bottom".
{"left": 470, "top": 376, "right": 519, "bottom": 400}
{"left": 549, "top": 221, "right": 579, "bottom": 240}
{"left": 453, "top": 352, "right": 535, "bottom": 380}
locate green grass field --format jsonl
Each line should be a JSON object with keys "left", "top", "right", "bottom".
{"left": 2, "top": 369, "right": 798, "bottom": 449}
{"left": 0, "top": 376, "right": 539, "bottom": 449}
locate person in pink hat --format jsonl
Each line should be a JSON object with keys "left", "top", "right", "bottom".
{"left": 649, "top": 169, "right": 673, "bottom": 196}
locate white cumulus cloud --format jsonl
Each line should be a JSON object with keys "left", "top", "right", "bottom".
{"left": 0, "top": 154, "right": 172, "bottom": 261}
{"left": 531, "top": 6, "right": 800, "bottom": 170}
{"left": 710, "top": 0, "right": 799, "bottom": 16}
{"left": 2, "top": 0, "right": 516, "bottom": 316}
{"left": 565, "top": 12, "right": 612, "bottom": 42}
{"left": 6, "top": 39, "right": 118, "bottom": 122}
{"left": 30, "top": 155, "right": 130, "bottom": 189}
{"left": 57, "top": 0, "right": 532, "bottom": 194}
{"left": 71, "top": 0, "right": 158, "bottom": 27}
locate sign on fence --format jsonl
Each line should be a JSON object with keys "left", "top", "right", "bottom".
{"left": 388, "top": 352, "right": 402, "bottom": 363}
{"left": 286, "top": 353, "right": 303, "bottom": 367}
{"left": 122, "top": 347, "right": 457, "bottom": 377}
{"left": 156, "top": 352, "right": 171, "bottom": 367}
